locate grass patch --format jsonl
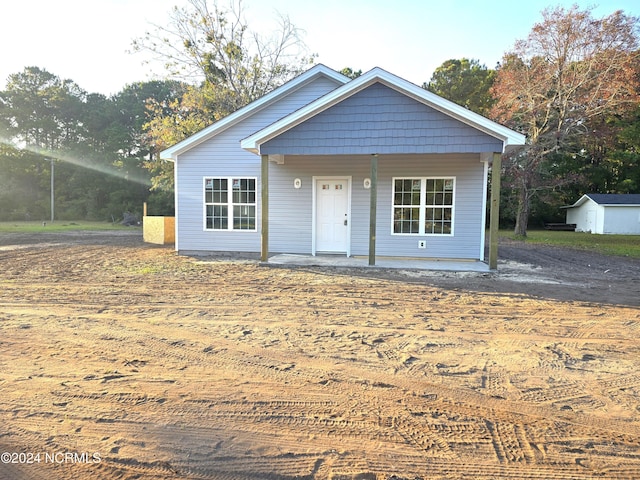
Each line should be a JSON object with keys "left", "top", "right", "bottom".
{"left": 127, "top": 265, "right": 167, "bottom": 275}
{"left": 0, "top": 221, "right": 135, "bottom": 233}
{"left": 501, "top": 229, "right": 640, "bottom": 258}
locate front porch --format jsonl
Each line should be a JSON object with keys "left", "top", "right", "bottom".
{"left": 239, "top": 69, "right": 523, "bottom": 270}
{"left": 266, "top": 253, "right": 491, "bottom": 272}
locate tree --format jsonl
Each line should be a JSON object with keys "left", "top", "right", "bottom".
{"left": 490, "top": 5, "right": 640, "bottom": 236}
{"left": 141, "top": 81, "right": 219, "bottom": 200}
{"left": 340, "top": 67, "right": 362, "bottom": 79}
{"left": 612, "top": 106, "right": 640, "bottom": 193}
{"left": 133, "top": 0, "right": 314, "bottom": 197}
{"left": 0, "top": 66, "right": 86, "bottom": 151}
{"left": 0, "top": 66, "right": 186, "bottom": 221}
{"left": 574, "top": 107, "right": 640, "bottom": 196}
{"left": 424, "top": 58, "right": 496, "bottom": 116}
{"left": 0, "top": 143, "right": 48, "bottom": 220}
{"left": 132, "top": 0, "right": 313, "bottom": 115}
{"left": 0, "top": 67, "right": 89, "bottom": 220}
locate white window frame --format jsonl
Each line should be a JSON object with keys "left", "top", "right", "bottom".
{"left": 391, "top": 177, "right": 455, "bottom": 236}
{"left": 203, "top": 177, "right": 258, "bottom": 232}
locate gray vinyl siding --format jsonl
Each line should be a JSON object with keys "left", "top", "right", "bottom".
{"left": 175, "top": 76, "right": 342, "bottom": 253}
{"left": 269, "top": 154, "right": 486, "bottom": 259}
{"left": 175, "top": 75, "right": 494, "bottom": 258}
{"left": 376, "top": 155, "right": 485, "bottom": 259}
{"left": 268, "top": 156, "right": 370, "bottom": 255}
{"left": 261, "top": 83, "right": 503, "bottom": 155}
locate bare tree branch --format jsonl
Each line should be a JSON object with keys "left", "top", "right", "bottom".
{"left": 490, "top": 5, "right": 640, "bottom": 235}
{"left": 132, "top": 0, "right": 314, "bottom": 113}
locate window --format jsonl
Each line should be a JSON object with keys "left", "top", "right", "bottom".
{"left": 204, "top": 177, "right": 256, "bottom": 231}
{"left": 392, "top": 177, "right": 454, "bottom": 235}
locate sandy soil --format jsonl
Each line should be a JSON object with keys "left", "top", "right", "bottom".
{"left": 1, "top": 230, "right": 639, "bottom": 479}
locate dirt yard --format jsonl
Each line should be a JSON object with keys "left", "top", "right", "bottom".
{"left": 1, "top": 230, "right": 639, "bottom": 479}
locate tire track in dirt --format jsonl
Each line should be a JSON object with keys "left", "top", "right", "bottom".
{"left": 2, "top": 241, "right": 640, "bottom": 479}
{"left": 6, "top": 292, "right": 640, "bottom": 474}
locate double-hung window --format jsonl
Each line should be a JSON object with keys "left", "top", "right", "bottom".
{"left": 392, "top": 177, "right": 454, "bottom": 235}
{"left": 204, "top": 177, "right": 256, "bottom": 231}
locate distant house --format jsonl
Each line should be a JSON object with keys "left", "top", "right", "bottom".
{"left": 160, "top": 65, "right": 525, "bottom": 266}
{"left": 563, "top": 194, "right": 640, "bottom": 234}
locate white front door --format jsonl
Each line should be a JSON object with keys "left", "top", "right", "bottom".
{"left": 315, "top": 178, "right": 349, "bottom": 253}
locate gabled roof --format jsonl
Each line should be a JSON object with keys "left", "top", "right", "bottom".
{"left": 241, "top": 67, "right": 526, "bottom": 154}
{"left": 160, "top": 64, "right": 350, "bottom": 160}
{"left": 563, "top": 193, "right": 640, "bottom": 208}
{"left": 587, "top": 193, "right": 640, "bottom": 205}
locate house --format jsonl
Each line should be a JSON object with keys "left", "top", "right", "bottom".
{"left": 160, "top": 65, "right": 525, "bottom": 268}
{"left": 563, "top": 194, "right": 640, "bottom": 234}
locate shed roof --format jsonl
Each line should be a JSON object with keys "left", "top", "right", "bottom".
{"left": 563, "top": 193, "right": 640, "bottom": 208}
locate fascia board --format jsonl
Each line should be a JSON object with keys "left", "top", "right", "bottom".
{"left": 599, "top": 203, "right": 640, "bottom": 207}
{"left": 561, "top": 194, "right": 590, "bottom": 209}
{"left": 378, "top": 74, "right": 527, "bottom": 149}
{"left": 160, "top": 64, "right": 349, "bottom": 160}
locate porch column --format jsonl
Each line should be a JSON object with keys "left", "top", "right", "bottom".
{"left": 488, "top": 152, "right": 502, "bottom": 270}
{"left": 261, "top": 154, "right": 269, "bottom": 261}
{"left": 368, "top": 154, "right": 378, "bottom": 266}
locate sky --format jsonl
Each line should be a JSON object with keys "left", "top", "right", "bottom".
{"left": 1, "top": 0, "right": 639, "bottom": 96}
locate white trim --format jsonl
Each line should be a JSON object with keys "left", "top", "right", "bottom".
{"left": 480, "top": 159, "right": 489, "bottom": 261}
{"left": 202, "top": 176, "right": 258, "bottom": 232}
{"left": 390, "top": 177, "right": 456, "bottom": 237}
{"left": 160, "top": 65, "right": 349, "bottom": 161}
{"left": 173, "top": 159, "right": 179, "bottom": 252}
{"left": 561, "top": 194, "right": 594, "bottom": 209}
{"left": 312, "top": 176, "right": 352, "bottom": 256}
{"left": 241, "top": 67, "right": 526, "bottom": 154}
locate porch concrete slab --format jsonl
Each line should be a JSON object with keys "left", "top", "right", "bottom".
{"left": 266, "top": 254, "right": 491, "bottom": 272}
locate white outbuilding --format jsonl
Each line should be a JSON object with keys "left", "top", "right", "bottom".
{"left": 563, "top": 194, "right": 640, "bottom": 234}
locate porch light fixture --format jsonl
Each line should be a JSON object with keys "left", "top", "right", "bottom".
{"left": 363, "top": 178, "right": 371, "bottom": 189}
{"left": 294, "top": 178, "right": 302, "bottom": 189}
